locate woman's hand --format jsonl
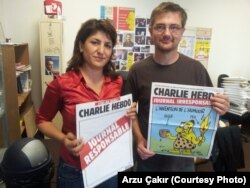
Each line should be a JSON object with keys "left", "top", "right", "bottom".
{"left": 127, "top": 102, "right": 137, "bottom": 120}
{"left": 63, "top": 132, "right": 84, "bottom": 156}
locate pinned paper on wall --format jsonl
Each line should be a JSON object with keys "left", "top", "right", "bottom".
{"left": 178, "top": 27, "right": 212, "bottom": 69}
{"left": 44, "top": 0, "right": 62, "bottom": 16}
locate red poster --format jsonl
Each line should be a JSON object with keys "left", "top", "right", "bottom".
{"left": 118, "top": 7, "right": 135, "bottom": 31}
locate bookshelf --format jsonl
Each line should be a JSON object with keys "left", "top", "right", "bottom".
{"left": 0, "top": 43, "right": 36, "bottom": 146}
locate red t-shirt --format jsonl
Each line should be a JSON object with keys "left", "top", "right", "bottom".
{"left": 36, "top": 70, "right": 123, "bottom": 169}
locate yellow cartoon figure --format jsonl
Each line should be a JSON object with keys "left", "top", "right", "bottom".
{"left": 159, "top": 119, "right": 206, "bottom": 155}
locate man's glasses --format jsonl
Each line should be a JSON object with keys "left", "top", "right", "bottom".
{"left": 152, "top": 24, "right": 183, "bottom": 34}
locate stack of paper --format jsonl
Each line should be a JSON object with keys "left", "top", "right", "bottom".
{"left": 222, "top": 77, "right": 250, "bottom": 116}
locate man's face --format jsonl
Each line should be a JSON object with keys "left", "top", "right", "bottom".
{"left": 126, "top": 34, "right": 131, "bottom": 42}
{"left": 46, "top": 61, "right": 53, "bottom": 71}
{"left": 149, "top": 12, "right": 184, "bottom": 53}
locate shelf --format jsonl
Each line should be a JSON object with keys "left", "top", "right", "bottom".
{"left": 1, "top": 43, "right": 34, "bottom": 146}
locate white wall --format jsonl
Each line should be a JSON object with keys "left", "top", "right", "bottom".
{"left": 1, "top": 0, "right": 250, "bottom": 109}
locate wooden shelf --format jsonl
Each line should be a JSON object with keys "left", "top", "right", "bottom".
{"left": 1, "top": 43, "right": 34, "bottom": 146}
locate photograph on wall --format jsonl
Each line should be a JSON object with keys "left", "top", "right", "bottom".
{"left": 135, "top": 35, "right": 146, "bottom": 45}
{"left": 44, "top": 55, "right": 59, "bottom": 76}
{"left": 122, "top": 33, "right": 134, "bottom": 47}
{"left": 135, "top": 18, "right": 147, "bottom": 27}
{"left": 116, "top": 33, "right": 123, "bottom": 47}
{"left": 134, "top": 53, "right": 144, "bottom": 63}
{"left": 135, "top": 27, "right": 146, "bottom": 36}
{"left": 114, "top": 49, "right": 128, "bottom": 60}
{"left": 146, "top": 36, "right": 153, "bottom": 45}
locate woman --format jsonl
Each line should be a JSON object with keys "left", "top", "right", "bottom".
{"left": 36, "top": 19, "right": 136, "bottom": 188}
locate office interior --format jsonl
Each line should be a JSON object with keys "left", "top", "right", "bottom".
{"left": 1, "top": 0, "right": 250, "bottom": 109}
{"left": 0, "top": 0, "right": 250, "bottom": 186}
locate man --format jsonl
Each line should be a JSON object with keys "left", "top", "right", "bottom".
{"left": 123, "top": 33, "right": 134, "bottom": 47}
{"left": 45, "top": 59, "right": 54, "bottom": 75}
{"left": 123, "top": 2, "right": 229, "bottom": 171}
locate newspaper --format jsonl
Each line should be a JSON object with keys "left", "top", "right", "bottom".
{"left": 147, "top": 82, "right": 223, "bottom": 159}
{"left": 221, "top": 77, "right": 250, "bottom": 116}
{"left": 76, "top": 94, "right": 133, "bottom": 188}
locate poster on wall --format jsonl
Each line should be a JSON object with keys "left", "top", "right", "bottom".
{"left": 178, "top": 27, "right": 212, "bottom": 69}
{"left": 194, "top": 28, "right": 212, "bottom": 68}
{"left": 117, "top": 7, "right": 135, "bottom": 31}
{"left": 178, "top": 36, "right": 196, "bottom": 59}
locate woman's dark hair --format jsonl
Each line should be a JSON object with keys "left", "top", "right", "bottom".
{"left": 66, "top": 19, "right": 118, "bottom": 78}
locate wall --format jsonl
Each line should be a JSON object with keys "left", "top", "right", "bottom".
{"left": 1, "top": 0, "right": 250, "bottom": 109}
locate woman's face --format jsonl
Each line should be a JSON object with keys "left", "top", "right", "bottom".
{"left": 80, "top": 31, "right": 113, "bottom": 70}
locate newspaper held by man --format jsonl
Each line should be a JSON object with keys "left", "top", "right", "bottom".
{"left": 147, "top": 82, "right": 223, "bottom": 159}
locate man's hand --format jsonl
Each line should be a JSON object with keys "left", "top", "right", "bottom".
{"left": 136, "top": 137, "right": 155, "bottom": 160}
{"left": 211, "top": 93, "right": 230, "bottom": 115}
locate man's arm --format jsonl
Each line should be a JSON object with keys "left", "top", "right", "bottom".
{"left": 132, "top": 116, "right": 155, "bottom": 160}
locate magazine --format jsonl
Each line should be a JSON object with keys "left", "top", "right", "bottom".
{"left": 76, "top": 94, "right": 133, "bottom": 188}
{"left": 147, "top": 82, "right": 223, "bottom": 159}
